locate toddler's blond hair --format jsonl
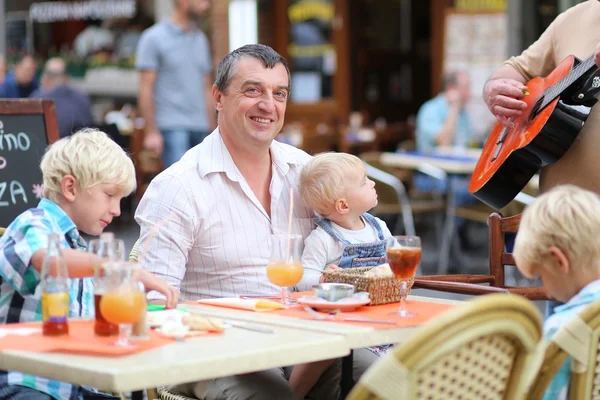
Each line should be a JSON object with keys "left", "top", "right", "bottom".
{"left": 40, "top": 128, "right": 136, "bottom": 202}
{"left": 514, "top": 184, "right": 600, "bottom": 273}
{"left": 299, "top": 152, "right": 364, "bottom": 216}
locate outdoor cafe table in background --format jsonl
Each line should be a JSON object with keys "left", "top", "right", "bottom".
{"left": 0, "top": 321, "right": 349, "bottom": 394}
{"left": 380, "top": 148, "right": 480, "bottom": 275}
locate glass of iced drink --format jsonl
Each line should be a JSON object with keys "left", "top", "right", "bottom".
{"left": 386, "top": 236, "right": 421, "bottom": 317}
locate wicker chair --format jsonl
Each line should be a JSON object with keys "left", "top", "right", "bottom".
{"left": 347, "top": 294, "right": 543, "bottom": 400}
{"left": 413, "top": 212, "right": 549, "bottom": 301}
{"left": 528, "top": 297, "right": 600, "bottom": 399}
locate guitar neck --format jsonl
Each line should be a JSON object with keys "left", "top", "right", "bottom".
{"left": 541, "top": 54, "right": 597, "bottom": 109}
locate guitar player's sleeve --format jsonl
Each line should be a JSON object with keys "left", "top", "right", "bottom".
{"left": 503, "top": 4, "right": 574, "bottom": 81}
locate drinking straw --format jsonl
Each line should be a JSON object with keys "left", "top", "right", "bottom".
{"left": 285, "top": 187, "right": 294, "bottom": 262}
{"left": 137, "top": 211, "right": 175, "bottom": 265}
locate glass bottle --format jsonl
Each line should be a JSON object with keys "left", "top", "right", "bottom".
{"left": 90, "top": 232, "right": 119, "bottom": 336}
{"left": 40, "top": 233, "right": 70, "bottom": 336}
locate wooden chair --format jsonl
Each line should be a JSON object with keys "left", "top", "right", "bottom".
{"left": 413, "top": 212, "right": 548, "bottom": 301}
{"left": 528, "top": 297, "right": 600, "bottom": 400}
{"left": 347, "top": 294, "right": 543, "bottom": 400}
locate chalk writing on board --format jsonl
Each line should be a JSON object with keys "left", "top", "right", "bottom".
{"left": 0, "top": 181, "right": 27, "bottom": 207}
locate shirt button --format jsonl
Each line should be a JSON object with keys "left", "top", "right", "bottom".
{"left": 348, "top": 249, "right": 354, "bottom": 255}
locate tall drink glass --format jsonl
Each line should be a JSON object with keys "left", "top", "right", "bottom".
{"left": 99, "top": 261, "right": 145, "bottom": 347}
{"left": 386, "top": 236, "right": 421, "bottom": 317}
{"left": 89, "top": 234, "right": 125, "bottom": 336}
{"left": 266, "top": 234, "right": 304, "bottom": 305}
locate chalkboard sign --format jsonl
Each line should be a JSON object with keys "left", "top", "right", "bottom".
{"left": 0, "top": 100, "right": 59, "bottom": 228}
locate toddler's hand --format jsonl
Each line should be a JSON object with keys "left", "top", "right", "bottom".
{"left": 319, "top": 264, "right": 341, "bottom": 283}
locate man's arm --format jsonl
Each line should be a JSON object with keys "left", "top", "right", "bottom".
{"left": 204, "top": 75, "right": 216, "bottom": 129}
{"left": 138, "top": 70, "right": 163, "bottom": 155}
{"left": 135, "top": 173, "right": 195, "bottom": 301}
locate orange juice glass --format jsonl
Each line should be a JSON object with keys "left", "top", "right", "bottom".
{"left": 267, "top": 234, "right": 304, "bottom": 305}
{"left": 100, "top": 261, "right": 144, "bottom": 347}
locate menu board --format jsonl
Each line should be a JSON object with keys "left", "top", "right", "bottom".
{"left": 443, "top": 11, "right": 507, "bottom": 141}
{"left": 0, "top": 100, "right": 59, "bottom": 228}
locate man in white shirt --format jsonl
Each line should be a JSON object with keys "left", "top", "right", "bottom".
{"left": 135, "top": 44, "right": 377, "bottom": 400}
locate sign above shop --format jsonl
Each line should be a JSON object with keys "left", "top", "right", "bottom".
{"left": 29, "top": 0, "right": 136, "bottom": 23}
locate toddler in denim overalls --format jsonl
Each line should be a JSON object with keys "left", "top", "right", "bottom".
{"left": 290, "top": 152, "right": 394, "bottom": 399}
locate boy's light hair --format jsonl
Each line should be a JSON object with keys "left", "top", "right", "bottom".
{"left": 299, "top": 152, "right": 364, "bottom": 216}
{"left": 514, "top": 185, "right": 600, "bottom": 273}
{"left": 40, "top": 128, "right": 136, "bottom": 202}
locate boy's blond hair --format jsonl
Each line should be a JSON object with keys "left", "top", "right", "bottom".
{"left": 40, "top": 128, "right": 136, "bottom": 202}
{"left": 299, "top": 152, "right": 364, "bottom": 215}
{"left": 514, "top": 185, "right": 600, "bottom": 273}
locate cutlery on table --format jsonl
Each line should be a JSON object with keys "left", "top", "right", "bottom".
{"left": 303, "top": 307, "right": 396, "bottom": 325}
{"left": 223, "top": 321, "right": 274, "bottom": 334}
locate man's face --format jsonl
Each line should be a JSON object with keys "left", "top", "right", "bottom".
{"left": 187, "top": 0, "right": 210, "bottom": 19}
{"left": 456, "top": 72, "right": 472, "bottom": 105}
{"left": 15, "top": 57, "right": 36, "bottom": 85}
{"left": 214, "top": 56, "right": 290, "bottom": 149}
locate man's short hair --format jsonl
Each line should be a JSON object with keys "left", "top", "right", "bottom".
{"left": 514, "top": 185, "right": 600, "bottom": 273}
{"left": 299, "top": 152, "right": 364, "bottom": 216}
{"left": 442, "top": 71, "right": 461, "bottom": 91}
{"left": 40, "top": 128, "right": 136, "bottom": 202}
{"left": 214, "top": 44, "right": 291, "bottom": 94}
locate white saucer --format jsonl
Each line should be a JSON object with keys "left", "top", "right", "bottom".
{"left": 297, "top": 294, "right": 371, "bottom": 312}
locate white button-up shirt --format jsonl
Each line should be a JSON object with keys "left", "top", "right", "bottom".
{"left": 135, "top": 129, "right": 315, "bottom": 300}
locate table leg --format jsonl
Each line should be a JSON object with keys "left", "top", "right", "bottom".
{"left": 340, "top": 351, "right": 355, "bottom": 400}
{"left": 437, "top": 176, "right": 457, "bottom": 275}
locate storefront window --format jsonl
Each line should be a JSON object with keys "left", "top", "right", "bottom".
{"left": 287, "top": 0, "right": 335, "bottom": 103}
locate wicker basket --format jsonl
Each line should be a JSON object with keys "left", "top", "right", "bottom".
{"left": 322, "top": 267, "right": 414, "bottom": 306}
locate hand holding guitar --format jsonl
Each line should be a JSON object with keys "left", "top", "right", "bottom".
{"left": 484, "top": 79, "right": 529, "bottom": 127}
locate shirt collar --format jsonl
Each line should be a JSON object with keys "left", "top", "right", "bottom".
{"left": 164, "top": 19, "right": 197, "bottom": 35}
{"left": 555, "top": 279, "right": 600, "bottom": 313}
{"left": 37, "top": 198, "right": 85, "bottom": 248}
{"left": 197, "top": 128, "right": 304, "bottom": 180}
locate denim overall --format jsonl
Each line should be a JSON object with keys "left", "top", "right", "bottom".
{"left": 316, "top": 213, "right": 392, "bottom": 356}
{"left": 316, "top": 213, "right": 386, "bottom": 269}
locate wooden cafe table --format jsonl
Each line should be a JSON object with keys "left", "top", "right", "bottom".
{"left": 0, "top": 321, "right": 350, "bottom": 394}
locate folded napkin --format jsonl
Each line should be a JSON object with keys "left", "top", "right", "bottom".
{"left": 197, "top": 297, "right": 286, "bottom": 312}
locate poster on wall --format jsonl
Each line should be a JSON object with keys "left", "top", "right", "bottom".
{"left": 443, "top": 11, "right": 507, "bottom": 142}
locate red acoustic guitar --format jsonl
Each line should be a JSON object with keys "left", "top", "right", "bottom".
{"left": 469, "top": 54, "right": 600, "bottom": 209}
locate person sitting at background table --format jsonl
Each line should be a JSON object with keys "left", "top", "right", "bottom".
{"left": 291, "top": 152, "right": 394, "bottom": 399}
{"left": 513, "top": 185, "right": 600, "bottom": 400}
{"left": 413, "top": 70, "right": 476, "bottom": 206}
{"left": 30, "top": 57, "right": 94, "bottom": 138}
{"left": 135, "top": 43, "right": 377, "bottom": 400}
{"left": 0, "top": 128, "right": 177, "bottom": 400}
{"left": 0, "top": 55, "right": 39, "bottom": 99}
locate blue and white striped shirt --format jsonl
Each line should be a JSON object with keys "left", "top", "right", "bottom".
{"left": 0, "top": 198, "right": 94, "bottom": 400}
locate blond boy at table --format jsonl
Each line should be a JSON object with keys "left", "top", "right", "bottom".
{"left": 292, "top": 152, "right": 394, "bottom": 399}
{"left": 0, "top": 128, "right": 178, "bottom": 400}
{"left": 513, "top": 185, "right": 600, "bottom": 400}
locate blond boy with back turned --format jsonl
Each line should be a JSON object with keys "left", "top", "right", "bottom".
{"left": 0, "top": 128, "right": 177, "bottom": 400}
{"left": 514, "top": 184, "right": 600, "bottom": 400}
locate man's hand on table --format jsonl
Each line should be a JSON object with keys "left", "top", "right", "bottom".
{"left": 138, "top": 269, "right": 179, "bottom": 308}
